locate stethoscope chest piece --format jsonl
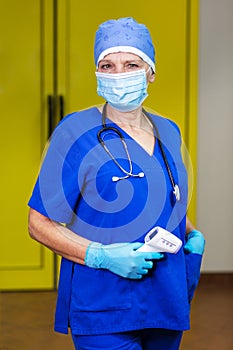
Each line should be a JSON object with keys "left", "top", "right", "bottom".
{"left": 173, "top": 184, "right": 180, "bottom": 201}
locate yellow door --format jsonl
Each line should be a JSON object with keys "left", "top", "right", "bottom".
{"left": 59, "top": 0, "right": 198, "bottom": 221}
{"left": 0, "top": 0, "right": 198, "bottom": 290}
{"left": 0, "top": 0, "right": 54, "bottom": 290}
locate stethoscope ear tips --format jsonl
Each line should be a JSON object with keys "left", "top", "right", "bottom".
{"left": 112, "top": 176, "right": 121, "bottom": 182}
{"left": 112, "top": 172, "right": 145, "bottom": 182}
{"left": 138, "top": 172, "right": 145, "bottom": 178}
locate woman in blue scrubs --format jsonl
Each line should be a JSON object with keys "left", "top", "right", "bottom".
{"left": 28, "top": 17, "right": 205, "bottom": 350}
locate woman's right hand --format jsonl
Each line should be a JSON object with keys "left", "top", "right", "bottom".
{"left": 84, "top": 242, "right": 164, "bottom": 279}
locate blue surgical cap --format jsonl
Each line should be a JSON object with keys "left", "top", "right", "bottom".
{"left": 94, "top": 17, "right": 156, "bottom": 72}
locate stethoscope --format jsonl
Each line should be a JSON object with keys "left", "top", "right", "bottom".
{"left": 97, "top": 103, "right": 180, "bottom": 201}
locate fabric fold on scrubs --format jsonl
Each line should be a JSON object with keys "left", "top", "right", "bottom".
{"left": 185, "top": 253, "right": 203, "bottom": 302}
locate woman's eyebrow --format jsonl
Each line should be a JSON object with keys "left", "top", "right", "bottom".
{"left": 124, "top": 59, "right": 143, "bottom": 63}
{"left": 99, "top": 58, "right": 143, "bottom": 64}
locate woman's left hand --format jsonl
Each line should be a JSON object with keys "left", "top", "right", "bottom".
{"left": 184, "top": 230, "right": 205, "bottom": 255}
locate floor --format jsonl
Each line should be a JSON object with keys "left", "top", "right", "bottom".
{"left": 0, "top": 274, "right": 232, "bottom": 350}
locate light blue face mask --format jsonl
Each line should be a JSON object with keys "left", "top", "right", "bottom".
{"left": 95, "top": 69, "right": 149, "bottom": 112}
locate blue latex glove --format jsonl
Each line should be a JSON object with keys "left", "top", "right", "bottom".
{"left": 85, "top": 242, "right": 164, "bottom": 279}
{"left": 184, "top": 230, "right": 205, "bottom": 255}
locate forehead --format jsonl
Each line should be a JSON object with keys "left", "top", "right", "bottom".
{"left": 99, "top": 52, "right": 144, "bottom": 63}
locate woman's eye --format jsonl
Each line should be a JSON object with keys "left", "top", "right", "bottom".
{"left": 127, "top": 63, "right": 140, "bottom": 69}
{"left": 100, "top": 64, "right": 111, "bottom": 70}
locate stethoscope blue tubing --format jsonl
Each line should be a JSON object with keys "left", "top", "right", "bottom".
{"left": 97, "top": 103, "right": 180, "bottom": 200}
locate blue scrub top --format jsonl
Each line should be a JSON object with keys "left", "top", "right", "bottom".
{"left": 28, "top": 107, "right": 202, "bottom": 335}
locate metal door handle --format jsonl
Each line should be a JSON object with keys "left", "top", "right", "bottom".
{"left": 47, "top": 95, "right": 55, "bottom": 137}
{"left": 59, "top": 95, "right": 64, "bottom": 121}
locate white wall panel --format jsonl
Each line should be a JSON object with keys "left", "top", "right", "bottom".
{"left": 198, "top": 0, "right": 233, "bottom": 271}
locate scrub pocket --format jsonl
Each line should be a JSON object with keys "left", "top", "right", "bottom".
{"left": 71, "top": 264, "right": 132, "bottom": 311}
{"left": 185, "top": 253, "right": 202, "bottom": 303}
